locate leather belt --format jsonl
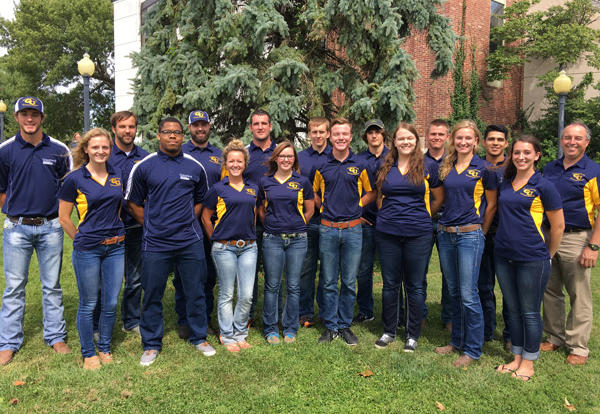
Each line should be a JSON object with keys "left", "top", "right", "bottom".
{"left": 564, "top": 227, "right": 589, "bottom": 233}
{"left": 438, "top": 224, "right": 481, "bottom": 233}
{"left": 320, "top": 218, "right": 362, "bottom": 229}
{"left": 100, "top": 235, "right": 125, "bottom": 245}
{"left": 8, "top": 214, "right": 58, "bottom": 226}
{"left": 217, "top": 239, "right": 256, "bottom": 248}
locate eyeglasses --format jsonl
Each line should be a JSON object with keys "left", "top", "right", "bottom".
{"left": 159, "top": 130, "right": 184, "bottom": 136}
{"left": 277, "top": 155, "right": 295, "bottom": 160}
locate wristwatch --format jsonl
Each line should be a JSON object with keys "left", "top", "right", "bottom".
{"left": 587, "top": 243, "right": 599, "bottom": 251}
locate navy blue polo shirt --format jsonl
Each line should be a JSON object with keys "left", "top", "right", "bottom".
{"left": 312, "top": 151, "right": 374, "bottom": 222}
{"left": 495, "top": 171, "right": 562, "bottom": 261}
{"left": 0, "top": 132, "right": 71, "bottom": 217}
{"left": 182, "top": 141, "right": 223, "bottom": 186}
{"left": 376, "top": 158, "right": 441, "bottom": 237}
{"left": 244, "top": 140, "right": 277, "bottom": 186}
{"left": 203, "top": 177, "right": 258, "bottom": 241}
{"left": 425, "top": 150, "right": 445, "bottom": 217}
{"left": 259, "top": 172, "right": 315, "bottom": 234}
{"left": 125, "top": 150, "right": 208, "bottom": 252}
{"left": 58, "top": 164, "right": 125, "bottom": 251}
{"left": 543, "top": 155, "right": 600, "bottom": 229}
{"left": 485, "top": 159, "right": 506, "bottom": 231}
{"left": 356, "top": 147, "right": 389, "bottom": 224}
{"left": 439, "top": 154, "right": 498, "bottom": 227}
{"left": 109, "top": 143, "right": 149, "bottom": 228}
{"left": 298, "top": 145, "right": 331, "bottom": 219}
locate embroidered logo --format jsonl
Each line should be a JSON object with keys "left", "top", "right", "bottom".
{"left": 287, "top": 181, "right": 300, "bottom": 190}
{"left": 520, "top": 188, "right": 537, "bottom": 198}
{"left": 466, "top": 169, "right": 481, "bottom": 179}
{"left": 23, "top": 97, "right": 38, "bottom": 106}
{"left": 245, "top": 188, "right": 256, "bottom": 196}
{"left": 109, "top": 178, "right": 121, "bottom": 187}
{"left": 347, "top": 166, "right": 360, "bottom": 176}
{"left": 179, "top": 174, "right": 192, "bottom": 181}
{"left": 210, "top": 156, "right": 220, "bottom": 164}
{"left": 570, "top": 172, "right": 585, "bottom": 182}
{"left": 42, "top": 158, "right": 56, "bottom": 165}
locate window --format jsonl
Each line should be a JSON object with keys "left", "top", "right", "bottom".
{"left": 489, "top": 0, "right": 505, "bottom": 54}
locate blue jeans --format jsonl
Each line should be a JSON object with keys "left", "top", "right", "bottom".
{"left": 173, "top": 231, "right": 217, "bottom": 326}
{"left": 121, "top": 226, "right": 143, "bottom": 330}
{"left": 377, "top": 231, "right": 433, "bottom": 340}
{"left": 437, "top": 228, "right": 485, "bottom": 359}
{"left": 0, "top": 217, "right": 66, "bottom": 351}
{"left": 356, "top": 223, "right": 376, "bottom": 318}
{"left": 318, "top": 224, "right": 362, "bottom": 330}
{"left": 495, "top": 257, "right": 550, "bottom": 360}
{"left": 141, "top": 241, "right": 208, "bottom": 350}
{"left": 430, "top": 220, "right": 451, "bottom": 323}
{"left": 72, "top": 243, "right": 124, "bottom": 358}
{"left": 262, "top": 233, "right": 307, "bottom": 336}
{"left": 212, "top": 241, "right": 257, "bottom": 344}
{"left": 299, "top": 219, "right": 323, "bottom": 318}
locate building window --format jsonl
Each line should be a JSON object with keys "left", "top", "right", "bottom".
{"left": 489, "top": 0, "right": 505, "bottom": 53}
{"left": 141, "top": 0, "right": 160, "bottom": 46}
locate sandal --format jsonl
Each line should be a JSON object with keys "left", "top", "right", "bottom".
{"left": 512, "top": 372, "right": 533, "bottom": 382}
{"left": 495, "top": 364, "right": 514, "bottom": 374}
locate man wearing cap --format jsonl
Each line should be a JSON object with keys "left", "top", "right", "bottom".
{"left": 126, "top": 116, "right": 215, "bottom": 365}
{"left": 313, "top": 117, "right": 376, "bottom": 345}
{"left": 108, "top": 110, "right": 149, "bottom": 335}
{"left": 541, "top": 121, "right": 600, "bottom": 365}
{"left": 173, "top": 110, "right": 222, "bottom": 338}
{"left": 353, "top": 119, "right": 389, "bottom": 324}
{"left": 0, "top": 96, "right": 72, "bottom": 365}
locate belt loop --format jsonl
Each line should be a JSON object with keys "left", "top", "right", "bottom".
{"left": 18, "top": 217, "right": 23, "bottom": 225}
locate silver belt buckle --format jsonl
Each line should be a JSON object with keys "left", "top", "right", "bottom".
{"left": 235, "top": 239, "right": 246, "bottom": 248}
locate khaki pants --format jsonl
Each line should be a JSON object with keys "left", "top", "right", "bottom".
{"left": 542, "top": 230, "right": 593, "bottom": 357}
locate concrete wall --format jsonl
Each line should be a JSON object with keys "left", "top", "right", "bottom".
{"left": 113, "top": 0, "right": 142, "bottom": 112}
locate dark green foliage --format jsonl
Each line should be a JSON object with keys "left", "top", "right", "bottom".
{"left": 132, "top": 0, "right": 457, "bottom": 146}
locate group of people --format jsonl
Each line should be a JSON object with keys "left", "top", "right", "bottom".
{"left": 0, "top": 96, "right": 597, "bottom": 380}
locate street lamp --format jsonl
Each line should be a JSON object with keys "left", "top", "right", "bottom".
{"left": 0, "top": 100, "right": 6, "bottom": 141}
{"left": 553, "top": 68, "right": 572, "bottom": 158}
{"left": 77, "top": 53, "right": 95, "bottom": 133}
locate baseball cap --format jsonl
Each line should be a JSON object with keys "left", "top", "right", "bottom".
{"left": 188, "top": 110, "right": 210, "bottom": 124}
{"left": 363, "top": 119, "right": 384, "bottom": 134}
{"left": 15, "top": 96, "right": 44, "bottom": 114}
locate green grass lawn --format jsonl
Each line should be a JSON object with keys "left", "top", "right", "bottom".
{"left": 0, "top": 226, "right": 599, "bottom": 413}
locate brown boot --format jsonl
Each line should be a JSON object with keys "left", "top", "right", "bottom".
{"left": 52, "top": 342, "right": 71, "bottom": 354}
{"left": 434, "top": 344, "right": 458, "bottom": 355}
{"left": 566, "top": 354, "right": 587, "bottom": 365}
{"left": 540, "top": 341, "right": 559, "bottom": 352}
{"left": 452, "top": 354, "right": 474, "bottom": 367}
{"left": 98, "top": 352, "right": 114, "bottom": 364}
{"left": 0, "top": 350, "right": 14, "bottom": 365}
{"left": 83, "top": 356, "right": 101, "bottom": 370}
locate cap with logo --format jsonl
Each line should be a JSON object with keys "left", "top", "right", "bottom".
{"left": 15, "top": 96, "right": 44, "bottom": 114}
{"left": 363, "top": 119, "right": 385, "bottom": 135}
{"left": 188, "top": 110, "right": 210, "bottom": 124}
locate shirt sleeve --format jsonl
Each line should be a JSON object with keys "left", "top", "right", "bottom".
{"left": 0, "top": 147, "right": 9, "bottom": 193}
{"left": 313, "top": 169, "right": 324, "bottom": 195}
{"left": 426, "top": 159, "right": 441, "bottom": 188}
{"left": 57, "top": 173, "right": 78, "bottom": 203}
{"left": 194, "top": 166, "right": 208, "bottom": 204}
{"left": 483, "top": 167, "right": 499, "bottom": 190}
{"left": 125, "top": 163, "right": 147, "bottom": 205}
{"left": 541, "top": 180, "right": 563, "bottom": 211}
{"left": 203, "top": 186, "right": 218, "bottom": 211}
{"left": 359, "top": 168, "right": 374, "bottom": 192}
{"left": 57, "top": 148, "right": 72, "bottom": 177}
{"left": 302, "top": 176, "right": 315, "bottom": 200}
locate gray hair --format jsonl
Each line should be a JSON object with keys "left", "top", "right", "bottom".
{"left": 562, "top": 121, "right": 591, "bottom": 140}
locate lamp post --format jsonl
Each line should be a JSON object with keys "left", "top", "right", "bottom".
{"left": 77, "top": 53, "right": 95, "bottom": 133}
{"left": 553, "top": 68, "right": 573, "bottom": 158}
{"left": 0, "top": 100, "right": 6, "bottom": 141}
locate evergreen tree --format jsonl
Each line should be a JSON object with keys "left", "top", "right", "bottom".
{"left": 132, "top": 0, "right": 457, "bottom": 145}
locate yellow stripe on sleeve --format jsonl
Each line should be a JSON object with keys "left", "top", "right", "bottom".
{"left": 424, "top": 178, "right": 432, "bottom": 216}
{"left": 297, "top": 188, "right": 306, "bottom": 223}
{"left": 313, "top": 170, "right": 325, "bottom": 213}
{"left": 473, "top": 179, "right": 484, "bottom": 217}
{"left": 583, "top": 177, "right": 600, "bottom": 227}
{"left": 530, "top": 195, "right": 545, "bottom": 242}
{"left": 75, "top": 190, "right": 88, "bottom": 225}
{"left": 214, "top": 196, "right": 227, "bottom": 229}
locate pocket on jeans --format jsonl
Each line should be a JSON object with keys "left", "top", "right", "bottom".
{"left": 3, "top": 218, "right": 16, "bottom": 230}
{"left": 212, "top": 242, "right": 227, "bottom": 253}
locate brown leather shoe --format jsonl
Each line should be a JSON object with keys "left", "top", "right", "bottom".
{"left": 566, "top": 354, "right": 587, "bottom": 365}
{"left": 540, "top": 341, "right": 559, "bottom": 352}
{"left": 98, "top": 352, "right": 114, "bottom": 364}
{"left": 52, "top": 342, "right": 71, "bottom": 354}
{"left": 83, "top": 356, "right": 101, "bottom": 370}
{"left": 434, "top": 344, "right": 458, "bottom": 355}
{"left": 0, "top": 350, "right": 14, "bottom": 365}
{"left": 452, "top": 354, "right": 474, "bottom": 367}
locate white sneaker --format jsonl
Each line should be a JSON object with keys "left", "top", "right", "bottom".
{"left": 196, "top": 341, "right": 216, "bottom": 357}
{"left": 140, "top": 350, "right": 159, "bottom": 366}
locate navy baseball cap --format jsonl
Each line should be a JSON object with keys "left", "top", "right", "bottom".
{"left": 363, "top": 119, "right": 385, "bottom": 134}
{"left": 188, "top": 110, "right": 210, "bottom": 124}
{"left": 15, "top": 96, "right": 44, "bottom": 114}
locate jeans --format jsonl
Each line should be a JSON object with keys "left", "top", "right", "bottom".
{"left": 121, "top": 226, "right": 143, "bottom": 330}
{"left": 437, "top": 228, "right": 485, "bottom": 359}
{"left": 356, "top": 223, "right": 376, "bottom": 318}
{"left": 430, "top": 220, "right": 451, "bottom": 324}
{"left": 318, "top": 224, "right": 362, "bottom": 330}
{"left": 72, "top": 243, "right": 124, "bottom": 358}
{"left": 140, "top": 241, "right": 208, "bottom": 350}
{"left": 173, "top": 232, "right": 217, "bottom": 326}
{"left": 376, "top": 231, "right": 433, "bottom": 340}
{"left": 212, "top": 241, "right": 257, "bottom": 344}
{"left": 299, "top": 219, "right": 323, "bottom": 318}
{"left": 495, "top": 257, "right": 550, "bottom": 361}
{"left": 0, "top": 218, "right": 66, "bottom": 351}
{"left": 262, "top": 233, "right": 307, "bottom": 336}
{"left": 249, "top": 224, "right": 264, "bottom": 319}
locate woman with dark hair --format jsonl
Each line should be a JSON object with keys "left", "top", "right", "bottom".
{"left": 373, "top": 123, "right": 444, "bottom": 351}
{"left": 58, "top": 128, "right": 124, "bottom": 370}
{"left": 258, "top": 140, "right": 314, "bottom": 344}
{"left": 201, "top": 139, "right": 258, "bottom": 353}
{"left": 494, "top": 135, "right": 564, "bottom": 381}
{"left": 434, "top": 120, "right": 498, "bottom": 367}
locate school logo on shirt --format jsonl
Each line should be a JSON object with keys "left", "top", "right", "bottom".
{"left": 287, "top": 181, "right": 300, "bottom": 190}
{"left": 245, "top": 188, "right": 256, "bottom": 196}
{"left": 109, "top": 178, "right": 121, "bottom": 187}
{"left": 520, "top": 188, "right": 537, "bottom": 198}
{"left": 42, "top": 158, "right": 56, "bottom": 166}
{"left": 347, "top": 166, "right": 360, "bottom": 176}
{"left": 570, "top": 172, "right": 585, "bottom": 182}
{"left": 209, "top": 156, "right": 220, "bottom": 164}
{"left": 466, "top": 169, "right": 481, "bottom": 179}
{"left": 179, "top": 174, "right": 193, "bottom": 181}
